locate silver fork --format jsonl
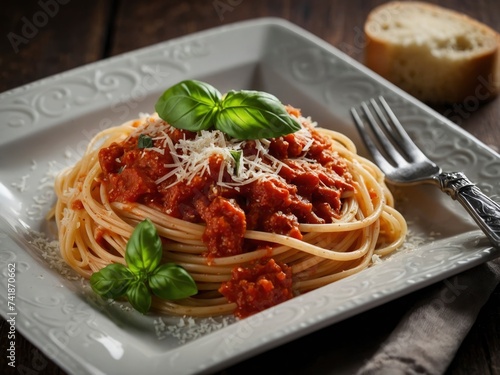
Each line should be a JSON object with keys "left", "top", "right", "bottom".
{"left": 351, "top": 96, "right": 500, "bottom": 248}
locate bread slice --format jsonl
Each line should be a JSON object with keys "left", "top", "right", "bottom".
{"left": 364, "top": 1, "right": 500, "bottom": 103}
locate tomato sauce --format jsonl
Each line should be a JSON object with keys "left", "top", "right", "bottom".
{"left": 71, "top": 199, "right": 84, "bottom": 210}
{"left": 218, "top": 258, "right": 293, "bottom": 318}
{"left": 97, "top": 110, "right": 354, "bottom": 315}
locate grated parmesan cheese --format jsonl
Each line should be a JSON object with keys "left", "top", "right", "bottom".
{"left": 27, "top": 229, "right": 81, "bottom": 281}
{"left": 154, "top": 315, "right": 234, "bottom": 344}
{"left": 131, "top": 114, "right": 315, "bottom": 190}
{"left": 11, "top": 174, "right": 30, "bottom": 192}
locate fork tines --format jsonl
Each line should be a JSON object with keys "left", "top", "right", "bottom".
{"left": 350, "top": 96, "right": 428, "bottom": 171}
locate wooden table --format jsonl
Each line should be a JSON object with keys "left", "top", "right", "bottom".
{"left": 1, "top": 1, "right": 499, "bottom": 374}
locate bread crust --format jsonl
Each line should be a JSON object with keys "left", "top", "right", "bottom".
{"left": 364, "top": 1, "right": 500, "bottom": 103}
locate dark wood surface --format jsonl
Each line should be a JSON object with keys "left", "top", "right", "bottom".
{"left": 1, "top": 1, "right": 499, "bottom": 374}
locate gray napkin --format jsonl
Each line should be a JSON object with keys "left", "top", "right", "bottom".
{"left": 356, "top": 258, "right": 500, "bottom": 375}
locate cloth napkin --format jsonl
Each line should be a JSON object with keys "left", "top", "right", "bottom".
{"left": 356, "top": 258, "right": 500, "bottom": 375}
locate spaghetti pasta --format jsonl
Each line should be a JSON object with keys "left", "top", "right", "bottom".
{"left": 53, "top": 98, "right": 406, "bottom": 318}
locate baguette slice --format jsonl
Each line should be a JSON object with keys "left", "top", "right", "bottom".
{"left": 364, "top": 1, "right": 500, "bottom": 103}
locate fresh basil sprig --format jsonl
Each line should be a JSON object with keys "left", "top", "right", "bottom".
{"left": 90, "top": 219, "right": 197, "bottom": 314}
{"left": 154, "top": 80, "right": 301, "bottom": 140}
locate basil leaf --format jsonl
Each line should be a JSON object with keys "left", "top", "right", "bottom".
{"left": 126, "top": 280, "right": 151, "bottom": 314}
{"left": 90, "top": 263, "right": 134, "bottom": 299}
{"left": 155, "top": 80, "right": 221, "bottom": 132}
{"left": 89, "top": 219, "right": 199, "bottom": 314}
{"left": 229, "top": 150, "right": 242, "bottom": 176}
{"left": 138, "top": 134, "right": 153, "bottom": 149}
{"left": 149, "top": 263, "right": 198, "bottom": 300}
{"left": 125, "top": 219, "right": 162, "bottom": 274}
{"left": 216, "top": 90, "right": 301, "bottom": 140}
{"left": 155, "top": 80, "right": 302, "bottom": 140}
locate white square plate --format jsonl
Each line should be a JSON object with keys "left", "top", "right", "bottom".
{"left": 1, "top": 18, "right": 500, "bottom": 375}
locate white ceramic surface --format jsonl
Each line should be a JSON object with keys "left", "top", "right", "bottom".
{"left": 1, "top": 18, "right": 500, "bottom": 375}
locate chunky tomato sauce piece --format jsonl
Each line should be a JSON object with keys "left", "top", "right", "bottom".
{"left": 71, "top": 199, "right": 84, "bottom": 210}
{"left": 219, "top": 258, "right": 293, "bottom": 318}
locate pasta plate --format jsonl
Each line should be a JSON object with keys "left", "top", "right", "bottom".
{"left": 1, "top": 18, "right": 500, "bottom": 375}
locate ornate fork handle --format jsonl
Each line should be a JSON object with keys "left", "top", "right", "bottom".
{"left": 439, "top": 172, "right": 500, "bottom": 248}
